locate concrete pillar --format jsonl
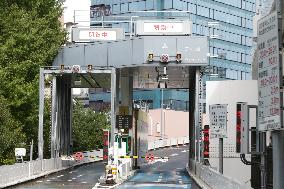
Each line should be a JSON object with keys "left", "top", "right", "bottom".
{"left": 38, "top": 68, "right": 44, "bottom": 159}
{"left": 119, "top": 68, "right": 133, "bottom": 155}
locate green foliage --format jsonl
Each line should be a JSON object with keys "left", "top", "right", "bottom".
{"left": 0, "top": 0, "right": 66, "bottom": 163}
{"left": 72, "top": 101, "right": 110, "bottom": 152}
{"left": 0, "top": 96, "right": 26, "bottom": 165}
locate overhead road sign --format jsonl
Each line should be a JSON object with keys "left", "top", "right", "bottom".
{"left": 136, "top": 20, "right": 192, "bottom": 36}
{"left": 71, "top": 27, "right": 125, "bottom": 42}
{"left": 209, "top": 104, "right": 228, "bottom": 138}
{"left": 257, "top": 11, "right": 283, "bottom": 131}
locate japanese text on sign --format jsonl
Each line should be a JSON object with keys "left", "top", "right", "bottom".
{"left": 257, "top": 11, "right": 282, "bottom": 131}
{"left": 143, "top": 22, "right": 183, "bottom": 33}
{"left": 79, "top": 30, "right": 117, "bottom": 40}
{"left": 209, "top": 104, "right": 228, "bottom": 138}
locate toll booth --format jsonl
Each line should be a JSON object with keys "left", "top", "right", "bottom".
{"left": 38, "top": 18, "right": 209, "bottom": 174}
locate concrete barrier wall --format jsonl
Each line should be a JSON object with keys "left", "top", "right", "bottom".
{"left": 0, "top": 150, "right": 103, "bottom": 189}
{"left": 188, "top": 160, "right": 252, "bottom": 189}
{"left": 148, "top": 136, "right": 189, "bottom": 150}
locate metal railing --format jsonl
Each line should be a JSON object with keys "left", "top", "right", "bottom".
{"left": 72, "top": 10, "right": 191, "bottom": 38}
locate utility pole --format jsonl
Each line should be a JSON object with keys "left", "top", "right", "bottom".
{"left": 272, "top": 1, "right": 284, "bottom": 189}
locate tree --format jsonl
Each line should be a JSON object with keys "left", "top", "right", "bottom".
{"left": 0, "top": 95, "right": 26, "bottom": 165}
{"left": 0, "top": 0, "right": 66, "bottom": 159}
{"left": 72, "top": 102, "right": 110, "bottom": 152}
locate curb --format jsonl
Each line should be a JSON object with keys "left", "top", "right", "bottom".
{"left": 92, "top": 169, "right": 137, "bottom": 189}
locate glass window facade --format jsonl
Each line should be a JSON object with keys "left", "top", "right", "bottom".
{"left": 91, "top": 0, "right": 255, "bottom": 80}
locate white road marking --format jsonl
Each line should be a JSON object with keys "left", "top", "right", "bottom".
{"left": 170, "top": 153, "right": 178, "bottom": 156}
{"left": 36, "top": 181, "right": 43, "bottom": 183}
{"left": 46, "top": 180, "right": 51, "bottom": 182}
{"left": 181, "top": 150, "right": 187, "bottom": 153}
{"left": 81, "top": 182, "right": 87, "bottom": 184}
{"left": 68, "top": 180, "right": 72, "bottom": 182}
{"left": 72, "top": 177, "right": 76, "bottom": 180}
{"left": 77, "top": 174, "right": 84, "bottom": 178}
{"left": 57, "top": 175, "right": 64, "bottom": 178}
{"left": 159, "top": 176, "right": 163, "bottom": 179}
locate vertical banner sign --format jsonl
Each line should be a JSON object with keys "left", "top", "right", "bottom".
{"left": 203, "top": 125, "right": 210, "bottom": 158}
{"left": 236, "top": 104, "right": 241, "bottom": 153}
{"left": 257, "top": 11, "right": 282, "bottom": 131}
{"left": 209, "top": 104, "right": 228, "bottom": 138}
{"left": 103, "top": 130, "right": 109, "bottom": 162}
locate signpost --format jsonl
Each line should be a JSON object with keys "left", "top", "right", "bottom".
{"left": 257, "top": 11, "right": 282, "bottom": 131}
{"left": 209, "top": 104, "right": 228, "bottom": 139}
{"left": 209, "top": 104, "right": 228, "bottom": 174}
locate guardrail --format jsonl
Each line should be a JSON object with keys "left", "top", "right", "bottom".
{"left": 148, "top": 136, "right": 189, "bottom": 150}
{"left": 0, "top": 150, "right": 103, "bottom": 188}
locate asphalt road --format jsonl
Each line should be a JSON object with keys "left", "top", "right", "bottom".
{"left": 118, "top": 145, "right": 200, "bottom": 189}
{"left": 10, "top": 161, "right": 105, "bottom": 189}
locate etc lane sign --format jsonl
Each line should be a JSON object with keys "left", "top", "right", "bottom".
{"left": 209, "top": 104, "right": 228, "bottom": 138}
{"left": 257, "top": 11, "right": 283, "bottom": 131}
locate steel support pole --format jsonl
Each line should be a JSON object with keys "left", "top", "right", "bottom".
{"left": 273, "top": 1, "right": 284, "bottom": 189}
{"left": 51, "top": 75, "right": 57, "bottom": 158}
{"left": 161, "top": 88, "right": 164, "bottom": 139}
{"left": 194, "top": 68, "right": 200, "bottom": 161}
{"left": 38, "top": 68, "right": 44, "bottom": 160}
{"left": 111, "top": 68, "right": 116, "bottom": 147}
{"left": 219, "top": 138, "right": 223, "bottom": 174}
{"left": 272, "top": 131, "right": 284, "bottom": 189}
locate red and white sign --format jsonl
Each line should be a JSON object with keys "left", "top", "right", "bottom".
{"left": 144, "top": 22, "right": 183, "bottom": 33}
{"left": 79, "top": 30, "right": 117, "bottom": 41}
{"left": 160, "top": 54, "right": 169, "bottom": 63}
{"left": 136, "top": 20, "right": 192, "bottom": 35}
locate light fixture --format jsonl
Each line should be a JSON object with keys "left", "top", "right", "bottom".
{"left": 176, "top": 53, "right": 182, "bottom": 62}
{"left": 148, "top": 53, "right": 154, "bottom": 62}
{"left": 60, "top": 65, "right": 64, "bottom": 72}
{"left": 87, "top": 64, "right": 93, "bottom": 71}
